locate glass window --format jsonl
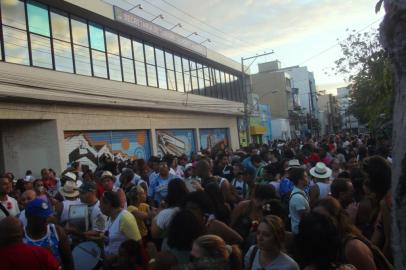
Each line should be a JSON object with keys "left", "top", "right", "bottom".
{"left": 122, "top": 58, "right": 135, "bottom": 83}
{"left": 53, "top": 39, "right": 73, "bottom": 73}
{"left": 134, "top": 61, "right": 146, "bottom": 86}
{"left": 132, "top": 40, "right": 144, "bottom": 62}
{"left": 144, "top": 44, "right": 155, "bottom": 65}
{"left": 197, "top": 63, "right": 204, "bottom": 94}
{"left": 27, "top": 1, "right": 50, "bottom": 37}
{"left": 182, "top": 58, "right": 191, "bottom": 92}
{"left": 155, "top": 48, "right": 165, "bottom": 68}
{"left": 174, "top": 55, "right": 182, "bottom": 72}
{"left": 157, "top": 67, "right": 167, "bottom": 89}
{"left": 74, "top": 45, "right": 91, "bottom": 76}
{"left": 167, "top": 70, "right": 176, "bottom": 90}
{"left": 176, "top": 71, "right": 184, "bottom": 92}
{"left": 120, "top": 36, "right": 132, "bottom": 59}
{"left": 92, "top": 50, "right": 107, "bottom": 78}
{"left": 108, "top": 54, "right": 122, "bottom": 81}
{"left": 1, "top": 0, "right": 26, "bottom": 29}
{"left": 89, "top": 23, "right": 105, "bottom": 51}
{"left": 165, "top": 52, "right": 174, "bottom": 70}
{"left": 147, "top": 64, "right": 157, "bottom": 87}
{"left": 50, "top": 11, "right": 70, "bottom": 42}
{"left": 71, "top": 17, "right": 89, "bottom": 46}
{"left": 30, "top": 34, "right": 52, "bottom": 68}
{"left": 3, "top": 26, "right": 29, "bottom": 65}
{"left": 105, "top": 31, "right": 119, "bottom": 55}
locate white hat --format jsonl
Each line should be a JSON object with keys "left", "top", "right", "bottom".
{"left": 24, "top": 175, "right": 35, "bottom": 182}
{"left": 286, "top": 159, "right": 301, "bottom": 170}
{"left": 184, "top": 163, "right": 193, "bottom": 171}
{"left": 63, "top": 172, "right": 77, "bottom": 181}
{"left": 310, "top": 162, "right": 332, "bottom": 179}
{"left": 59, "top": 181, "right": 79, "bottom": 198}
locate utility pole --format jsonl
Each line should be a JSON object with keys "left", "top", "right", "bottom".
{"left": 241, "top": 51, "right": 274, "bottom": 146}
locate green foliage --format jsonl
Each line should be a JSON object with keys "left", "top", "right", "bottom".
{"left": 333, "top": 30, "right": 394, "bottom": 130}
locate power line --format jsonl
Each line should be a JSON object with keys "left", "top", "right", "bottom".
{"left": 158, "top": 0, "right": 271, "bottom": 51}
{"left": 298, "top": 17, "right": 383, "bottom": 65}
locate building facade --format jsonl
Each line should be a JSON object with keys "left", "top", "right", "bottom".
{"left": 0, "top": 0, "right": 245, "bottom": 177}
{"left": 336, "top": 87, "right": 363, "bottom": 133}
{"left": 317, "top": 92, "right": 340, "bottom": 135}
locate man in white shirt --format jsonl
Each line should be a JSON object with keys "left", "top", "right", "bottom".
{"left": 288, "top": 168, "right": 310, "bottom": 234}
{"left": 0, "top": 174, "right": 20, "bottom": 219}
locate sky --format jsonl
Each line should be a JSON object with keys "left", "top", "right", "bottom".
{"left": 107, "top": 0, "right": 385, "bottom": 95}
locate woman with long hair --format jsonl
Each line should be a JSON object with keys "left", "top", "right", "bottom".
{"left": 245, "top": 215, "right": 299, "bottom": 270}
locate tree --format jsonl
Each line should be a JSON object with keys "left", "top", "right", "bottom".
{"left": 377, "top": 0, "right": 406, "bottom": 268}
{"left": 332, "top": 29, "right": 394, "bottom": 131}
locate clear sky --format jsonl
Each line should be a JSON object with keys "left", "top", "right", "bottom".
{"left": 107, "top": 0, "right": 384, "bottom": 95}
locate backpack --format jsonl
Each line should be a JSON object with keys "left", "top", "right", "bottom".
{"left": 343, "top": 236, "right": 394, "bottom": 270}
{"left": 248, "top": 245, "right": 259, "bottom": 270}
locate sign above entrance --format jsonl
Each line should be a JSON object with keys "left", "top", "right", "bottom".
{"left": 113, "top": 6, "right": 207, "bottom": 57}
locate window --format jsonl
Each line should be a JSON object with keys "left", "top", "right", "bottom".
{"left": 92, "top": 50, "right": 107, "bottom": 78}
{"left": 1, "top": 0, "right": 27, "bottom": 30}
{"left": 197, "top": 63, "right": 204, "bottom": 95}
{"left": 27, "top": 1, "right": 52, "bottom": 68}
{"left": 146, "top": 64, "right": 157, "bottom": 87}
{"left": 144, "top": 44, "right": 155, "bottom": 65}
{"left": 190, "top": 61, "right": 199, "bottom": 93}
{"left": 155, "top": 48, "right": 166, "bottom": 89}
{"left": 27, "top": 1, "right": 50, "bottom": 36}
{"left": 215, "top": 69, "right": 222, "bottom": 98}
{"left": 89, "top": 23, "right": 105, "bottom": 51}
{"left": 71, "top": 17, "right": 89, "bottom": 46}
{"left": 119, "top": 36, "right": 134, "bottom": 83}
{"left": 133, "top": 40, "right": 146, "bottom": 85}
{"left": 144, "top": 44, "right": 157, "bottom": 87}
{"left": 182, "top": 58, "right": 191, "bottom": 92}
{"left": 30, "top": 34, "right": 52, "bottom": 68}
{"left": 105, "top": 31, "right": 121, "bottom": 81}
{"left": 71, "top": 17, "right": 91, "bottom": 76}
{"left": 89, "top": 23, "right": 106, "bottom": 78}
{"left": 50, "top": 11, "right": 73, "bottom": 72}
{"left": 135, "top": 61, "right": 146, "bottom": 86}
{"left": 165, "top": 52, "right": 176, "bottom": 91}
{"left": 3, "top": 27, "right": 29, "bottom": 65}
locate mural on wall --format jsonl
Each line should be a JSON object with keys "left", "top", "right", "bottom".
{"left": 156, "top": 129, "right": 196, "bottom": 157}
{"left": 200, "top": 128, "right": 229, "bottom": 151}
{"left": 64, "top": 130, "right": 151, "bottom": 171}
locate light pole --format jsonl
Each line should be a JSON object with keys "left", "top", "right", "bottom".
{"left": 241, "top": 51, "right": 274, "bottom": 145}
{"left": 169, "top": 23, "right": 182, "bottom": 30}
{"left": 150, "top": 14, "right": 164, "bottom": 22}
{"left": 128, "top": 3, "right": 142, "bottom": 11}
{"left": 186, "top": 32, "right": 198, "bottom": 38}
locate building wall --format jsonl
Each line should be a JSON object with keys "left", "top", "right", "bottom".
{"left": 251, "top": 71, "right": 291, "bottom": 119}
{"left": 0, "top": 120, "right": 62, "bottom": 178}
{"left": 0, "top": 101, "right": 239, "bottom": 177}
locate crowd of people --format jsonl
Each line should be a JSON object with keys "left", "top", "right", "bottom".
{"left": 0, "top": 133, "right": 395, "bottom": 270}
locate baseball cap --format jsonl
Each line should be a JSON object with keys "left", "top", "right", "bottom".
{"left": 79, "top": 181, "right": 97, "bottom": 193}
{"left": 286, "top": 159, "right": 301, "bottom": 170}
{"left": 25, "top": 198, "right": 53, "bottom": 218}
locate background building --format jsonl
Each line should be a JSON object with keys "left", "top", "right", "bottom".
{"left": 0, "top": 0, "right": 245, "bottom": 177}
{"left": 318, "top": 91, "right": 340, "bottom": 135}
{"left": 251, "top": 61, "right": 293, "bottom": 140}
{"left": 336, "top": 87, "right": 363, "bottom": 133}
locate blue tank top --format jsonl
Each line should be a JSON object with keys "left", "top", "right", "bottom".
{"left": 23, "top": 223, "right": 61, "bottom": 262}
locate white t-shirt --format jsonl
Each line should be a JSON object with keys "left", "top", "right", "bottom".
{"left": 289, "top": 187, "right": 310, "bottom": 235}
{"left": 88, "top": 200, "right": 107, "bottom": 232}
{"left": 244, "top": 246, "right": 300, "bottom": 270}
{"left": 156, "top": 207, "right": 180, "bottom": 231}
{"left": 1, "top": 195, "right": 20, "bottom": 217}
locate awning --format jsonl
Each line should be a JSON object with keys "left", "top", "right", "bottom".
{"left": 250, "top": 125, "right": 266, "bottom": 135}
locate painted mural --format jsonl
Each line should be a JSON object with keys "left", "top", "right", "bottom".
{"left": 156, "top": 129, "right": 196, "bottom": 157}
{"left": 200, "top": 128, "right": 229, "bottom": 151}
{"left": 64, "top": 130, "right": 151, "bottom": 171}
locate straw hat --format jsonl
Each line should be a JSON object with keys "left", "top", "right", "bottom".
{"left": 310, "top": 162, "right": 332, "bottom": 179}
{"left": 59, "top": 181, "right": 79, "bottom": 198}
